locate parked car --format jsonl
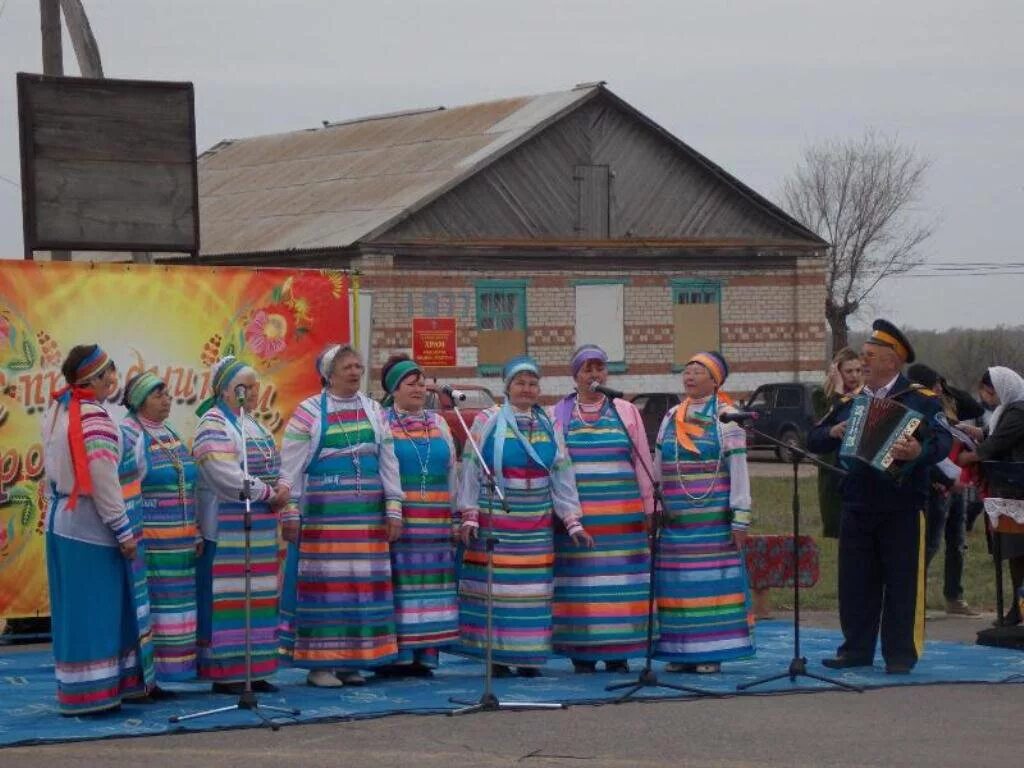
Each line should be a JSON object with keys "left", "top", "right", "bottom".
{"left": 425, "top": 383, "right": 497, "bottom": 457}
{"left": 629, "top": 392, "right": 682, "bottom": 449}
{"left": 742, "top": 382, "right": 820, "bottom": 461}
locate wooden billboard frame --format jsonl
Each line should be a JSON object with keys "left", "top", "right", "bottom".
{"left": 16, "top": 72, "right": 200, "bottom": 258}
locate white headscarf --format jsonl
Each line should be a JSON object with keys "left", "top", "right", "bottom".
{"left": 987, "top": 366, "right": 1024, "bottom": 432}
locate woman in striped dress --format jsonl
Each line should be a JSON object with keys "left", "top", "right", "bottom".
{"left": 193, "top": 356, "right": 286, "bottom": 694}
{"left": 278, "top": 344, "right": 402, "bottom": 687}
{"left": 42, "top": 345, "right": 154, "bottom": 715}
{"left": 653, "top": 351, "right": 754, "bottom": 673}
{"left": 457, "top": 355, "right": 593, "bottom": 678}
{"left": 376, "top": 354, "right": 459, "bottom": 676}
{"left": 119, "top": 372, "right": 201, "bottom": 685}
{"left": 551, "top": 344, "right": 654, "bottom": 673}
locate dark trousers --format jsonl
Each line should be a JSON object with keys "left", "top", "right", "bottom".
{"left": 924, "top": 491, "right": 967, "bottom": 601}
{"left": 837, "top": 504, "right": 926, "bottom": 667}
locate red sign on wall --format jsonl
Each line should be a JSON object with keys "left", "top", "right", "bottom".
{"left": 412, "top": 317, "right": 457, "bottom": 367}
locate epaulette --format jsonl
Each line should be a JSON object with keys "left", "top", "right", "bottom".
{"left": 909, "top": 383, "right": 938, "bottom": 398}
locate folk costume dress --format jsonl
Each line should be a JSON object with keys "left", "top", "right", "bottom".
{"left": 386, "top": 407, "right": 460, "bottom": 667}
{"left": 653, "top": 395, "right": 755, "bottom": 664}
{"left": 457, "top": 404, "right": 584, "bottom": 668}
{"left": 42, "top": 388, "right": 155, "bottom": 714}
{"left": 120, "top": 413, "right": 200, "bottom": 680}
{"left": 193, "top": 402, "right": 282, "bottom": 683}
{"left": 551, "top": 395, "right": 654, "bottom": 661}
{"left": 278, "top": 391, "right": 402, "bottom": 670}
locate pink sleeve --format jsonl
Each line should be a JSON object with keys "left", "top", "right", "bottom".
{"left": 614, "top": 399, "right": 655, "bottom": 515}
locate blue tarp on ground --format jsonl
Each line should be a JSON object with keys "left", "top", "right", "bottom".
{"left": 1, "top": 621, "right": 1022, "bottom": 748}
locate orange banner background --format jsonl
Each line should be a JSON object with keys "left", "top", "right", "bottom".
{"left": 0, "top": 261, "right": 350, "bottom": 619}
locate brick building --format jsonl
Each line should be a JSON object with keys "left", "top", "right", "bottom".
{"left": 194, "top": 83, "right": 828, "bottom": 399}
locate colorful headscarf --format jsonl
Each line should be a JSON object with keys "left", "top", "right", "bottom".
{"left": 570, "top": 344, "right": 608, "bottom": 378}
{"left": 383, "top": 359, "right": 422, "bottom": 394}
{"left": 502, "top": 355, "right": 541, "bottom": 391}
{"left": 196, "top": 356, "right": 250, "bottom": 416}
{"left": 687, "top": 351, "right": 729, "bottom": 387}
{"left": 71, "top": 345, "right": 113, "bottom": 386}
{"left": 123, "top": 371, "right": 165, "bottom": 413}
{"left": 51, "top": 345, "right": 114, "bottom": 510}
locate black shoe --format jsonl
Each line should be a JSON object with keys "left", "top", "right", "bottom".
{"left": 252, "top": 679, "right": 279, "bottom": 693}
{"left": 603, "top": 660, "right": 630, "bottom": 674}
{"left": 885, "top": 662, "right": 913, "bottom": 675}
{"left": 211, "top": 682, "right": 245, "bottom": 695}
{"left": 516, "top": 667, "right": 541, "bottom": 678}
{"left": 572, "top": 660, "right": 597, "bottom": 674}
{"left": 491, "top": 664, "right": 513, "bottom": 678}
{"left": 373, "top": 664, "right": 407, "bottom": 678}
{"left": 822, "top": 655, "right": 873, "bottom": 670}
{"left": 407, "top": 662, "right": 434, "bottom": 678}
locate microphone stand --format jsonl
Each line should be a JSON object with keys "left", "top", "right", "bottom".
{"left": 735, "top": 421, "right": 861, "bottom": 693}
{"left": 448, "top": 400, "right": 564, "bottom": 715}
{"left": 170, "top": 393, "right": 300, "bottom": 729}
{"left": 601, "top": 393, "right": 717, "bottom": 702}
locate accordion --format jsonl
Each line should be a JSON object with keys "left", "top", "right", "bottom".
{"left": 839, "top": 394, "right": 923, "bottom": 473}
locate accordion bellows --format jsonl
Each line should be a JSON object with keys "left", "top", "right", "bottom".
{"left": 839, "top": 394, "right": 923, "bottom": 473}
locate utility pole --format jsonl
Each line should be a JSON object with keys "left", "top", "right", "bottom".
{"left": 37, "top": 0, "right": 69, "bottom": 261}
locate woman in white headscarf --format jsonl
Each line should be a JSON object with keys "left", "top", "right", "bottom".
{"left": 277, "top": 344, "right": 403, "bottom": 687}
{"left": 958, "top": 366, "right": 1024, "bottom": 625}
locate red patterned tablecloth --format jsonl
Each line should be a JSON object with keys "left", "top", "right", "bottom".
{"left": 744, "top": 534, "right": 820, "bottom": 590}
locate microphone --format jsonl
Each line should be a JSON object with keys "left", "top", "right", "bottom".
{"left": 440, "top": 384, "right": 467, "bottom": 402}
{"left": 719, "top": 410, "right": 759, "bottom": 424}
{"left": 589, "top": 381, "right": 624, "bottom": 400}
{"left": 234, "top": 383, "right": 247, "bottom": 405}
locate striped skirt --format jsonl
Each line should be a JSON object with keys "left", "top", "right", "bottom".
{"left": 46, "top": 528, "right": 149, "bottom": 715}
{"left": 654, "top": 499, "right": 754, "bottom": 663}
{"left": 458, "top": 486, "right": 555, "bottom": 667}
{"left": 391, "top": 496, "right": 458, "bottom": 666}
{"left": 140, "top": 501, "right": 198, "bottom": 680}
{"left": 195, "top": 501, "right": 280, "bottom": 682}
{"left": 552, "top": 500, "right": 650, "bottom": 661}
{"left": 279, "top": 470, "right": 398, "bottom": 668}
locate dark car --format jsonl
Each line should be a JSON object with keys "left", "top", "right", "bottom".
{"left": 630, "top": 392, "right": 682, "bottom": 449}
{"left": 743, "top": 382, "right": 820, "bottom": 460}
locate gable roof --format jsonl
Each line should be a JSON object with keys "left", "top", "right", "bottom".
{"left": 197, "top": 84, "right": 824, "bottom": 257}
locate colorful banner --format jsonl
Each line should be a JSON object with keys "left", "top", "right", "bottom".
{"left": 0, "top": 261, "right": 351, "bottom": 619}
{"left": 412, "top": 317, "right": 457, "bottom": 367}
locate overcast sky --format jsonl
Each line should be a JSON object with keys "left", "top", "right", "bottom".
{"left": 1, "top": 0, "right": 1021, "bottom": 331}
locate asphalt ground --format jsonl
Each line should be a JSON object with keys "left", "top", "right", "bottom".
{"left": 3, "top": 611, "right": 1018, "bottom": 768}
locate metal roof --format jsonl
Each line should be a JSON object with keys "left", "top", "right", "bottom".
{"left": 198, "top": 87, "right": 597, "bottom": 256}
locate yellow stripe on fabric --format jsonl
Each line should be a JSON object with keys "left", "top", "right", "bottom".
{"left": 914, "top": 509, "right": 926, "bottom": 658}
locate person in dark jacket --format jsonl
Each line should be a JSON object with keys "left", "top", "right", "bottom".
{"left": 808, "top": 320, "right": 952, "bottom": 674}
{"left": 957, "top": 366, "right": 1024, "bottom": 626}
{"left": 907, "top": 363, "right": 985, "bottom": 616}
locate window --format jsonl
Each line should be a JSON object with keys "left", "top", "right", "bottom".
{"left": 671, "top": 279, "right": 721, "bottom": 368}
{"left": 575, "top": 282, "right": 625, "bottom": 365}
{"left": 476, "top": 280, "right": 527, "bottom": 374}
{"left": 575, "top": 165, "right": 611, "bottom": 237}
{"left": 747, "top": 388, "right": 774, "bottom": 410}
{"left": 775, "top": 386, "right": 802, "bottom": 409}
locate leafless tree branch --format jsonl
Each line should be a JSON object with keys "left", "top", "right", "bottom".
{"left": 781, "top": 130, "right": 936, "bottom": 350}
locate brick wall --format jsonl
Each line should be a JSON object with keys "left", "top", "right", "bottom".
{"left": 357, "top": 252, "right": 827, "bottom": 400}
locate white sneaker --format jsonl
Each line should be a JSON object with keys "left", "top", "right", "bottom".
{"left": 307, "top": 669, "right": 344, "bottom": 688}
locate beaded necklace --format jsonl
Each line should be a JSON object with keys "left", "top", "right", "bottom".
{"left": 394, "top": 407, "right": 432, "bottom": 500}
{"left": 136, "top": 416, "right": 189, "bottom": 527}
{"left": 672, "top": 396, "right": 724, "bottom": 505}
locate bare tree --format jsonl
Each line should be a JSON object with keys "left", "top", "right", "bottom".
{"left": 781, "top": 130, "right": 936, "bottom": 350}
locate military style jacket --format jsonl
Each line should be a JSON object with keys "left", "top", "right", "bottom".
{"left": 807, "top": 374, "right": 953, "bottom": 513}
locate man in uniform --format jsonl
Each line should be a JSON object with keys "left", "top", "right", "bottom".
{"left": 808, "top": 320, "right": 952, "bottom": 674}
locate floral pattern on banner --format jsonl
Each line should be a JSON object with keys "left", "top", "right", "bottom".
{"left": 744, "top": 534, "right": 820, "bottom": 590}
